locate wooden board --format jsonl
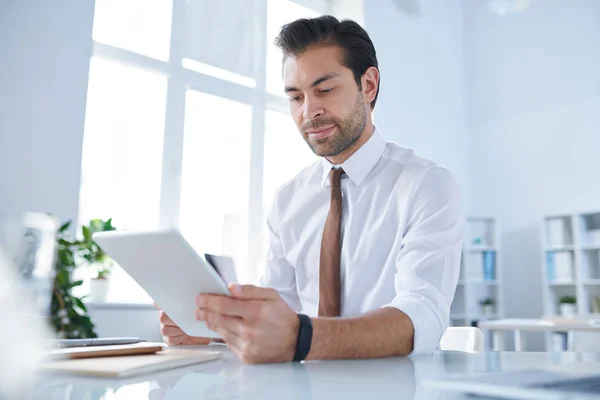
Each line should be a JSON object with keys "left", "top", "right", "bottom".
{"left": 40, "top": 348, "right": 222, "bottom": 378}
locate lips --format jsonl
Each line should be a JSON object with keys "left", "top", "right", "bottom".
{"left": 306, "top": 125, "right": 336, "bottom": 140}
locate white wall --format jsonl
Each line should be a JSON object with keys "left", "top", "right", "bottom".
{"left": 365, "top": 0, "right": 470, "bottom": 207}
{"left": 0, "top": 0, "right": 94, "bottom": 224}
{"left": 465, "top": 0, "right": 600, "bottom": 347}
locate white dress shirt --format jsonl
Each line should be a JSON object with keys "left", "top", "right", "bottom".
{"left": 260, "top": 128, "right": 464, "bottom": 354}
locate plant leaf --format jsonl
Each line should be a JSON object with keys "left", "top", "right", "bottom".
{"left": 59, "top": 221, "right": 71, "bottom": 233}
{"left": 82, "top": 226, "right": 91, "bottom": 241}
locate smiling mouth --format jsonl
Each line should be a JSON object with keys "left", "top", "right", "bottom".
{"left": 306, "top": 125, "right": 336, "bottom": 140}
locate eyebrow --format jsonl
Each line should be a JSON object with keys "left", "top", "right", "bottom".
{"left": 284, "top": 73, "right": 339, "bottom": 93}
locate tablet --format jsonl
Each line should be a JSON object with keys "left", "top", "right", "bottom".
{"left": 92, "top": 229, "right": 230, "bottom": 339}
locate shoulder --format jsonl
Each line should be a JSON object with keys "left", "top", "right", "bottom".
{"left": 383, "top": 142, "right": 460, "bottom": 196}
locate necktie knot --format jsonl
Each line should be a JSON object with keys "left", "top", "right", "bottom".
{"left": 329, "top": 167, "right": 344, "bottom": 188}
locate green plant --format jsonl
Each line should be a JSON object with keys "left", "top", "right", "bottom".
{"left": 50, "top": 221, "right": 97, "bottom": 339}
{"left": 479, "top": 298, "right": 495, "bottom": 306}
{"left": 78, "top": 218, "right": 116, "bottom": 279}
{"left": 559, "top": 295, "right": 577, "bottom": 305}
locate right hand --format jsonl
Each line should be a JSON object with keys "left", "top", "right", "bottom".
{"left": 156, "top": 304, "right": 212, "bottom": 346}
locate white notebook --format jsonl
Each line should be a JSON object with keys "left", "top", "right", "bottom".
{"left": 40, "top": 348, "right": 222, "bottom": 378}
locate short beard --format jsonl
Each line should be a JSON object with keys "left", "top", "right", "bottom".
{"left": 301, "top": 92, "right": 367, "bottom": 158}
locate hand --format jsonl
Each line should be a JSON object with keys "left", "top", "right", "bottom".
{"left": 155, "top": 303, "right": 213, "bottom": 346}
{"left": 196, "top": 284, "right": 300, "bottom": 364}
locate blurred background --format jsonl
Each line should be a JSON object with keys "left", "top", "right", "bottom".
{"left": 1, "top": 0, "right": 598, "bottom": 350}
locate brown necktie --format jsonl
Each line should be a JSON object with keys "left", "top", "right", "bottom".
{"left": 318, "top": 167, "right": 344, "bottom": 317}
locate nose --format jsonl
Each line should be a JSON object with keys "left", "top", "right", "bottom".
{"left": 302, "top": 96, "right": 324, "bottom": 121}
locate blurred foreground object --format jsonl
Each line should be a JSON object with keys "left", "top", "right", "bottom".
{"left": 0, "top": 212, "right": 58, "bottom": 399}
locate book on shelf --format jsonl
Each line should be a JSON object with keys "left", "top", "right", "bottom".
{"left": 546, "top": 252, "right": 574, "bottom": 281}
{"left": 547, "top": 219, "right": 568, "bottom": 247}
{"left": 483, "top": 251, "right": 496, "bottom": 280}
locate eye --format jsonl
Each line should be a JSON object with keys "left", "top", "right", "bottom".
{"left": 320, "top": 88, "right": 334, "bottom": 94}
{"left": 289, "top": 95, "right": 302, "bottom": 103}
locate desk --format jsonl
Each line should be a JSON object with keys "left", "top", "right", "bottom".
{"left": 478, "top": 318, "right": 600, "bottom": 351}
{"left": 32, "top": 348, "right": 600, "bottom": 399}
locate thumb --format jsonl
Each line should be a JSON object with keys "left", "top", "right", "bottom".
{"left": 229, "top": 284, "right": 280, "bottom": 300}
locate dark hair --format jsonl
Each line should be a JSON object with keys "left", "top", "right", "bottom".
{"left": 274, "top": 15, "right": 380, "bottom": 110}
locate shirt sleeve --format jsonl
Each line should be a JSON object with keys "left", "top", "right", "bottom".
{"left": 259, "top": 193, "right": 302, "bottom": 312}
{"left": 383, "top": 166, "right": 465, "bottom": 354}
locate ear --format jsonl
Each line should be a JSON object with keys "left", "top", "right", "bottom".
{"left": 361, "top": 66, "right": 379, "bottom": 108}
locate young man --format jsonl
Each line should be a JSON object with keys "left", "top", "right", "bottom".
{"left": 159, "top": 15, "right": 464, "bottom": 364}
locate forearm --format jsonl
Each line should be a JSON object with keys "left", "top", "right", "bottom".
{"left": 306, "top": 307, "right": 414, "bottom": 360}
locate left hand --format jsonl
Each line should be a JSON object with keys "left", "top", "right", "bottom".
{"left": 196, "top": 284, "right": 299, "bottom": 364}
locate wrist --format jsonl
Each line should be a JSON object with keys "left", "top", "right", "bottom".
{"left": 292, "top": 314, "right": 313, "bottom": 362}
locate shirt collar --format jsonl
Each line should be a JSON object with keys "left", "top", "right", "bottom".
{"left": 321, "top": 127, "right": 387, "bottom": 187}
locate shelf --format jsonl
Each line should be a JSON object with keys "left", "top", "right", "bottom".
{"left": 545, "top": 245, "right": 575, "bottom": 252}
{"left": 580, "top": 244, "right": 600, "bottom": 251}
{"left": 471, "top": 313, "right": 500, "bottom": 320}
{"left": 464, "top": 247, "right": 496, "bottom": 252}
{"left": 463, "top": 280, "right": 498, "bottom": 285}
{"left": 548, "top": 281, "right": 576, "bottom": 286}
{"left": 582, "top": 279, "right": 600, "bottom": 286}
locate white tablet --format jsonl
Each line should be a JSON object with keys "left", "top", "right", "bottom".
{"left": 92, "top": 229, "right": 230, "bottom": 339}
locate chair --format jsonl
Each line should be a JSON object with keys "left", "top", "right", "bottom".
{"left": 439, "top": 327, "right": 484, "bottom": 352}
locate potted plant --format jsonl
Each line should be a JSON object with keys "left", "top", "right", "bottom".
{"left": 559, "top": 295, "right": 577, "bottom": 317}
{"left": 479, "top": 298, "right": 496, "bottom": 317}
{"left": 77, "top": 218, "right": 116, "bottom": 302}
{"left": 50, "top": 220, "right": 97, "bottom": 339}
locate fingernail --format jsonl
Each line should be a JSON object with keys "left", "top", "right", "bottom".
{"left": 196, "top": 295, "right": 204, "bottom": 307}
{"left": 230, "top": 283, "right": 241, "bottom": 295}
{"left": 197, "top": 310, "right": 204, "bottom": 321}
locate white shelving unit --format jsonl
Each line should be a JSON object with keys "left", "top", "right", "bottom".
{"left": 542, "top": 211, "right": 600, "bottom": 318}
{"left": 451, "top": 217, "right": 504, "bottom": 335}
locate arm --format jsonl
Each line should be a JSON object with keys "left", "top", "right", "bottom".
{"left": 307, "top": 307, "right": 414, "bottom": 360}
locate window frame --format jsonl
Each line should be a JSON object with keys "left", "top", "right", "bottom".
{"left": 82, "top": 0, "right": 332, "bottom": 286}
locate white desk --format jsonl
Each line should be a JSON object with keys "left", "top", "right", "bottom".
{"left": 478, "top": 318, "right": 600, "bottom": 351}
{"left": 32, "top": 348, "right": 600, "bottom": 399}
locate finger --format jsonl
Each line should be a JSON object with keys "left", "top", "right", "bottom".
{"left": 164, "top": 334, "right": 187, "bottom": 346}
{"left": 229, "top": 284, "right": 280, "bottom": 301}
{"left": 197, "top": 295, "right": 255, "bottom": 318}
{"left": 161, "top": 325, "right": 185, "bottom": 337}
{"left": 159, "top": 311, "right": 176, "bottom": 326}
{"left": 204, "top": 310, "right": 242, "bottom": 339}
{"left": 153, "top": 302, "right": 161, "bottom": 310}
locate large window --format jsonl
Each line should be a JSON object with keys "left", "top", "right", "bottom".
{"left": 79, "top": 0, "right": 328, "bottom": 301}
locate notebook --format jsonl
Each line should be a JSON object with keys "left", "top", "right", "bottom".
{"left": 40, "top": 348, "right": 222, "bottom": 378}
{"left": 45, "top": 342, "right": 164, "bottom": 360}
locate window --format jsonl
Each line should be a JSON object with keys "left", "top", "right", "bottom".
{"left": 79, "top": 0, "right": 332, "bottom": 302}
{"left": 179, "top": 92, "right": 252, "bottom": 283}
{"left": 266, "top": 0, "right": 320, "bottom": 96}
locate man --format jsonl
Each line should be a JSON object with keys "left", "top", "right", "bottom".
{"left": 159, "top": 15, "right": 464, "bottom": 364}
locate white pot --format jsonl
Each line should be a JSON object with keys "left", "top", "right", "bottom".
{"left": 482, "top": 304, "right": 495, "bottom": 317}
{"left": 89, "top": 278, "right": 110, "bottom": 302}
{"left": 559, "top": 303, "right": 577, "bottom": 317}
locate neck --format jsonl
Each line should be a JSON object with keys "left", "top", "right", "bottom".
{"left": 326, "top": 118, "right": 375, "bottom": 165}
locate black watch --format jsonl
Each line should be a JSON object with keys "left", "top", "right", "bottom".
{"left": 293, "top": 313, "right": 313, "bottom": 362}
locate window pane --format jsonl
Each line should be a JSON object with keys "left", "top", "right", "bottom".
{"left": 263, "top": 110, "right": 317, "bottom": 208}
{"left": 184, "top": 0, "right": 258, "bottom": 79}
{"left": 78, "top": 57, "right": 167, "bottom": 302}
{"left": 179, "top": 92, "right": 252, "bottom": 283}
{"left": 266, "top": 0, "right": 320, "bottom": 96}
{"left": 92, "top": 0, "right": 173, "bottom": 61}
